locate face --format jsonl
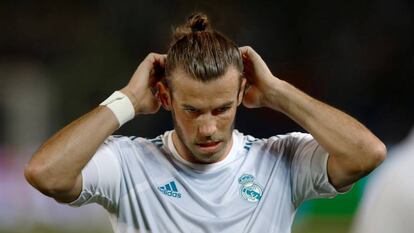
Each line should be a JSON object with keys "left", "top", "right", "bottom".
{"left": 159, "top": 66, "right": 245, "bottom": 164}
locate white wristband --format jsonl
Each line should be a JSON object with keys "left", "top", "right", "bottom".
{"left": 100, "top": 91, "right": 135, "bottom": 127}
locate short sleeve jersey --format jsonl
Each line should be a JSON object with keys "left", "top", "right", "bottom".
{"left": 69, "top": 130, "right": 342, "bottom": 233}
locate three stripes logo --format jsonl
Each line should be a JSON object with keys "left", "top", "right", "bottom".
{"left": 244, "top": 136, "right": 257, "bottom": 151}
{"left": 158, "top": 181, "right": 182, "bottom": 198}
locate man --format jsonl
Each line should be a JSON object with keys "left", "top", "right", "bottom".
{"left": 25, "top": 13, "right": 386, "bottom": 233}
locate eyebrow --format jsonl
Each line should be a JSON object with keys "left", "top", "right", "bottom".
{"left": 181, "top": 101, "right": 234, "bottom": 109}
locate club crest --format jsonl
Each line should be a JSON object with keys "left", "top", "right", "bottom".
{"left": 238, "top": 174, "right": 263, "bottom": 203}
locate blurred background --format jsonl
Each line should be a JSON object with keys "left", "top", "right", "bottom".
{"left": 1, "top": 0, "right": 413, "bottom": 232}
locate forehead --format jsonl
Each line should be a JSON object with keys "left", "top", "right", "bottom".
{"left": 169, "top": 67, "right": 240, "bottom": 108}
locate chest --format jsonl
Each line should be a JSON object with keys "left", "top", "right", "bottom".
{"left": 117, "top": 144, "right": 295, "bottom": 232}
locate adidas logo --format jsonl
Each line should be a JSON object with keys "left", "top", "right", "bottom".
{"left": 158, "top": 181, "right": 182, "bottom": 198}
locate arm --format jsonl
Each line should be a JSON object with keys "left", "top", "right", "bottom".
{"left": 24, "top": 53, "right": 166, "bottom": 203}
{"left": 240, "top": 46, "right": 386, "bottom": 190}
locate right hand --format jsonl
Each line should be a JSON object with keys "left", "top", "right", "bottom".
{"left": 120, "top": 53, "right": 166, "bottom": 115}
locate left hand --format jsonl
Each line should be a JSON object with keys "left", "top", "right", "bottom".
{"left": 239, "top": 46, "right": 280, "bottom": 109}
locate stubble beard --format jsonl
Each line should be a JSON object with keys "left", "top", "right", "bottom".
{"left": 171, "top": 109, "right": 236, "bottom": 164}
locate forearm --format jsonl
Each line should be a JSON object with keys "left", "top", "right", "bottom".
{"left": 25, "top": 106, "right": 119, "bottom": 194}
{"left": 265, "top": 79, "right": 386, "bottom": 186}
{"left": 266, "top": 79, "right": 376, "bottom": 154}
{"left": 25, "top": 53, "right": 164, "bottom": 200}
{"left": 239, "top": 46, "right": 385, "bottom": 188}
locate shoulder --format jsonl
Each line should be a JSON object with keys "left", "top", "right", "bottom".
{"left": 99, "top": 132, "right": 169, "bottom": 157}
{"left": 268, "top": 132, "right": 312, "bottom": 142}
{"left": 95, "top": 132, "right": 171, "bottom": 171}
{"left": 104, "top": 132, "right": 166, "bottom": 146}
{"left": 235, "top": 130, "right": 312, "bottom": 153}
{"left": 260, "top": 132, "right": 312, "bottom": 151}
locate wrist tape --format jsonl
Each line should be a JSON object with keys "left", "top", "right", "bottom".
{"left": 100, "top": 91, "right": 135, "bottom": 127}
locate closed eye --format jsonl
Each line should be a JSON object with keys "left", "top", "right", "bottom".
{"left": 184, "top": 107, "right": 199, "bottom": 113}
{"left": 214, "top": 107, "right": 231, "bottom": 114}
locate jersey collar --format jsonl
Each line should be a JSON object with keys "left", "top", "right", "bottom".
{"left": 164, "top": 130, "right": 241, "bottom": 172}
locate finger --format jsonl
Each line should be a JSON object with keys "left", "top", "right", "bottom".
{"left": 149, "top": 54, "right": 167, "bottom": 84}
{"left": 239, "top": 46, "right": 256, "bottom": 60}
{"left": 149, "top": 53, "right": 167, "bottom": 64}
{"left": 239, "top": 46, "right": 263, "bottom": 64}
{"left": 242, "top": 88, "right": 255, "bottom": 109}
{"left": 239, "top": 47, "right": 254, "bottom": 69}
{"left": 143, "top": 53, "right": 165, "bottom": 70}
{"left": 238, "top": 46, "right": 251, "bottom": 55}
{"left": 156, "top": 54, "right": 167, "bottom": 67}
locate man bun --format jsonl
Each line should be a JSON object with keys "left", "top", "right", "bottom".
{"left": 166, "top": 12, "right": 243, "bottom": 85}
{"left": 187, "top": 13, "right": 209, "bottom": 32}
{"left": 173, "top": 13, "right": 210, "bottom": 41}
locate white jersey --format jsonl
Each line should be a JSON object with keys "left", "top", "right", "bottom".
{"left": 69, "top": 130, "right": 342, "bottom": 233}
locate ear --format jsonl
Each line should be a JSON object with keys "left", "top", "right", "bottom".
{"left": 237, "top": 78, "right": 247, "bottom": 106}
{"left": 157, "top": 81, "right": 172, "bottom": 111}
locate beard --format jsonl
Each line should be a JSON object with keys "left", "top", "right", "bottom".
{"left": 170, "top": 108, "right": 236, "bottom": 164}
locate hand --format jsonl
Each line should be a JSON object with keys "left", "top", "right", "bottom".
{"left": 120, "top": 53, "right": 166, "bottom": 115}
{"left": 239, "top": 46, "right": 280, "bottom": 109}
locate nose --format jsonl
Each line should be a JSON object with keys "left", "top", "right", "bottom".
{"left": 198, "top": 116, "right": 217, "bottom": 138}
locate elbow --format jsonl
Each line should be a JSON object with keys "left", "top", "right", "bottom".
{"left": 364, "top": 140, "right": 387, "bottom": 172}
{"left": 24, "top": 161, "right": 73, "bottom": 198}
{"left": 372, "top": 141, "right": 387, "bottom": 166}
{"left": 24, "top": 163, "right": 40, "bottom": 188}
{"left": 24, "top": 163, "right": 53, "bottom": 196}
{"left": 329, "top": 141, "right": 387, "bottom": 188}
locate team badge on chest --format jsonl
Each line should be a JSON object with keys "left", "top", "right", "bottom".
{"left": 238, "top": 174, "right": 263, "bottom": 203}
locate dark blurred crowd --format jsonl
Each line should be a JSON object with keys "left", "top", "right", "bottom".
{"left": 1, "top": 1, "right": 413, "bottom": 145}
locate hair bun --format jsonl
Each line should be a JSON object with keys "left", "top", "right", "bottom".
{"left": 171, "top": 12, "right": 210, "bottom": 43}
{"left": 187, "top": 13, "right": 209, "bottom": 32}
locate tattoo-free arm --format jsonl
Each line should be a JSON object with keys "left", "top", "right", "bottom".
{"left": 240, "top": 46, "right": 386, "bottom": 190}
{"left": 266, "top": 80, "right": 386, "bottom": 190}
{"left": 25, "top": 53, "right": 166, "bottom": 203}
